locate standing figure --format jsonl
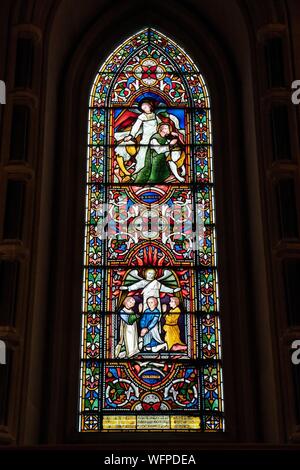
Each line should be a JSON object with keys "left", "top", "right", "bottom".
{"left": 139, "top": 297, "right": 167, "bottom": 352}
{"left": 115, "top": 296, "right": 140, "bottom": 358}
{"left": 114, "top": 99, "right": 159, "bottom": 176}
{"left": 163, "top": 297, "right": 187, "bottom": 352}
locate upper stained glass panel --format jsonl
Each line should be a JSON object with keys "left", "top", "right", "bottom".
{"left": 90, "top": 29, "right": 209, "bottom": 108}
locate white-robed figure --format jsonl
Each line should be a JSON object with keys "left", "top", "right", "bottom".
{"left": 115, "top": 100, "right": 159, "bottom": 174}
{"left": 115, "top": 296, "right": 140, "bottom": 358}
{"left": 119, "top": 268, "right": 180, "bottom": 313}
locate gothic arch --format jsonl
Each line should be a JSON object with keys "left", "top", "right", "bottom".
{"left": 46, "top": 7, "right": 258, "bottom": 444}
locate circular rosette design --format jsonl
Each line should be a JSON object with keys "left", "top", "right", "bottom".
{"left": 105, "top": 378, "right": 138, "bottom": 408}
{"left": 164, "top": 375, "right": 198, "bottom": 408}
{"left": 163, "top": 233, "right": 194, "bottom": 259}
{"left": 108, "top": 236, "right": 134, "bottom": 258}
{"left": 133, "top": 207, "right": 169, "bottom": 240}
{"left": 133, "top": 58, "right": 165, "bottom": 86}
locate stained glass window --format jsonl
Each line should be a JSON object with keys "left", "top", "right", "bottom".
{"left": 79, "top": 28, "right": 224, "bottom": 432}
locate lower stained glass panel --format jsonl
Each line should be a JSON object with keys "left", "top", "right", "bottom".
{"left": 79, "top": 359, "right": 224, "bottom": 431}
{"left": 104, "top": 362, "right": 200, "bottom": 411}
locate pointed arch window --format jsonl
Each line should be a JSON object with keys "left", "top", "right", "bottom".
{"left": 79, "top": 28, "right": 224, "bottom": 432}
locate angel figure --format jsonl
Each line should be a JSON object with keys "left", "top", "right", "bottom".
{"left": 119, "top": 268, "right": 181, "bottom": 313}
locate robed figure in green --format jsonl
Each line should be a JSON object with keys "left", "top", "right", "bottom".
{"left": 134, "top": 123, "right": 185, "bottom": 184}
